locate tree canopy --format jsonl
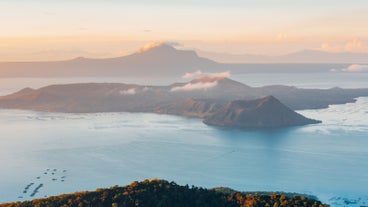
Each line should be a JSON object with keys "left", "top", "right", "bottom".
{"left": 0, "top": 179, "right": 328, "bottom": 207}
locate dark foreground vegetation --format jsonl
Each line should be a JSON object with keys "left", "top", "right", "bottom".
{"left": 0, "top": 179, "right": 328, "bottom": 207}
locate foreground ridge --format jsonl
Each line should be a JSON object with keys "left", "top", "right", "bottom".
{"left": 0, "top": 179, "right": 328, "bottom": 207}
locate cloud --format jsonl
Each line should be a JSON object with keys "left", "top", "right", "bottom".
{"left": 138, "top": 41, "right": 182, "bottom": 53}
{"left": 119, "top": 88, "right": 136, "bottom": 95}
{"left": 182, "top": 70, "right": 230, "bottom": 79}
{"left": 345, "top": 39, "right": 366, "bottom": 53}
{"left": 182, "top": 70, "right": 203, "bottom": 79}
{"left": 142, "top": 87, "right": 151, "bottom": 92}
{"left": 173, "top": 70, "right": 231, "bottom": 91}
{"left": 208, "top": 71, "right": 230, "bottom": 79}
{"left": 138, "top": 42, "right": 162, "bottom": 53}
{"left": 275, "top": 33, "right": 288, "bottom": 42}
{"left": 342, "top": 64, "right": 368, "bottom": 72}
{"left": 320, "top": 38, "right": 368, "bottom": 53}
{"left": 165, "top": 41, "right": 182, "bottom": 47}
{"left": 320, "top": 42, "right": 341, "bottom": 53}
{"left": 171, "top": 81, "right": 218, "bottom": 92}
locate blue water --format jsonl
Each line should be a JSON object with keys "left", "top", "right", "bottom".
{"left": 0, "top": 73, "right": 368, "bottom": 206}
{"left": 0, "top": 97, "right": 367, "bottom": 206}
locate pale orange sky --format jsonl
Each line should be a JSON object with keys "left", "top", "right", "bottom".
{"left": 1, "top": 0, "right": 368, "bottom": 61}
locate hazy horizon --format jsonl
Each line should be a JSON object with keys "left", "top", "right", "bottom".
{"left": 1, "top": 0, "right": 368, "bottom": 61}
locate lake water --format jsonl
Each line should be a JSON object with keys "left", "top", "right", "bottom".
{"left": 0, "top": 74, "right": 367, "bottom": 206}
{"left": 0, "top": 98, "right": 367, "bottom": 206}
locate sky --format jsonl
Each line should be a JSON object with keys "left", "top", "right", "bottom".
{"left": 1, "top": 0, "right": 368, "bottom": 61}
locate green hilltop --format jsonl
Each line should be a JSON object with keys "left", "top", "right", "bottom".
{"left": 1, "top": 179, "right": 328, "bottom": 207}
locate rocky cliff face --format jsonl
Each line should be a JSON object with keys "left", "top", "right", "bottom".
{"left": 203, "top": 96, "right": 321, "bottom": 128}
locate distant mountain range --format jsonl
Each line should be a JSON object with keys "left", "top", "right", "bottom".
{"left": 0, "top": 43, "right": 366, "bottom": 78}
{"left": 1, "top": 76, "right": 368, "bottom": 128}
{"left": 0, "top": 44, "right": 218, "bottom": 77}
{"left": 197, "top": 49, "right": 368, "bottom": 64}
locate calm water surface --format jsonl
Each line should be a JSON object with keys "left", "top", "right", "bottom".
{"left": 0, "top": 74, "right": 367, "bottom": 206}
{"left": 0, "top": 98, "right": 367, "bottom": 206}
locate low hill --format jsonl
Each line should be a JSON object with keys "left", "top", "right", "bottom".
{"left": 203, "top": 96, "right": 321, "bottom": 128}
{"left": 0, "top": 179, "right": 328, "bottom": 207}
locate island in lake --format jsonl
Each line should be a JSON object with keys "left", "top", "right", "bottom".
{"left": 0, "top": 76, "right": 367, "bottom": 128}
{"left": 203, "top": 96, "right": 321, "bottom": 128}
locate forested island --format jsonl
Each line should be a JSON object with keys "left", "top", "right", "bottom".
{"left": 0, "top": 179, "right": 328, "bottom": 207}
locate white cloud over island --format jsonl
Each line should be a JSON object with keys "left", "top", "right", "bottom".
{"left": 171, "top": 70, "right": 230, "bottom": 91}
{"left": 171, "top": 81, "right": 218, "bottom": 92}
{"left": 138, "top": 41, "right": 182, "bottom": 53}
{"left": 342, "top": 64, "right": 368, "bottom": 72}
{"left": 182, "top": 70, "right": 230, "bottom": 79}
{"left": 119, "top": 88, "right": 137, "bottom": 95}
